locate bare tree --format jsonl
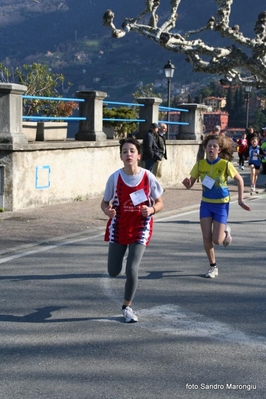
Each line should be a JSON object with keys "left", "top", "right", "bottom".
{"left": 103, "top": 0, "right": 266, "bottom": 87}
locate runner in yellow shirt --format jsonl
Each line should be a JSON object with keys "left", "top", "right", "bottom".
{"left": 182, "top": 134, "right": 251, "bottom": 278}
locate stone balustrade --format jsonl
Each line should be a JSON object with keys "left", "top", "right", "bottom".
{"left": 0, "top": 84, "right": 205, "bottom": 210}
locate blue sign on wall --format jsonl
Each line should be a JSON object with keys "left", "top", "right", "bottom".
{"left": 35, "top": 165, "right": 50, "bottom": 189}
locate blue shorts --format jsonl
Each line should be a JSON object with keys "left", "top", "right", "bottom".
{"left": 200, "top": 201, "right": 229, "bottom": 224}
{"left": 249, "top": 162, "right": 260, "bottom": 170}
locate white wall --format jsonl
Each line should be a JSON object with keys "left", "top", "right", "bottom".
{"left": 3, "top": 140, "right": 202, "bottom": 210}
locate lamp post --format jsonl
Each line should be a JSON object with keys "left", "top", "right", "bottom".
{"left": 164, "top": 60, "right": 175, "bottom": 139}
{"left": 244, "top": 85, "right": 252, "bottom": 129}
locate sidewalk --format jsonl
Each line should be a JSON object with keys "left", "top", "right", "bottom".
{"left": 0, "top": 162, "right": 265, "bottom": 255}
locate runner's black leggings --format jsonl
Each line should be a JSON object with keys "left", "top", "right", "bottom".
{"left": 107, "top": 242, "right": 146, "bottom": 302}
{"left": 238, "top": 153, "right": 245, "bottom": 167}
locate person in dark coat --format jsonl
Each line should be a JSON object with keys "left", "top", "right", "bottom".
{"left": 142, "top": 123, "right": 162, "bottom": 172}
{"left": 153, "top": 123, "right": 167, "bottom": 178}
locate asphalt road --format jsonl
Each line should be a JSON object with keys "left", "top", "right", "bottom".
{"left": 0, "top": 192, "right": 265, "bottom": 399}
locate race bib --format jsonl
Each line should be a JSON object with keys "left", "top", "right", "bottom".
{"left": 202, "top": 175, "right": 215, "bottom": 189}
{"left": 130, "top": 189, "right": 148, "bottom": 206}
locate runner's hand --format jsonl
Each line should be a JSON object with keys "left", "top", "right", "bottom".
{"left": 182, "top": 177, "right": 191, "bottom": 189}
{"left": 105, "top": 206, "right": 116, "bottom": 218}
{"left": 238, "top": 201, "right": 251, "bottom": 211}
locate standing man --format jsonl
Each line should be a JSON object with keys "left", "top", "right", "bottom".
{"left": 142, "top": 123, "right": 162, "bottom": 172}
{"left": 153, "top": 123, "right": 167, "bottom": 178}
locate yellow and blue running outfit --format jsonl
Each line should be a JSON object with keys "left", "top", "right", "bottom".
{"left": 190, "top": 157, "right": 238, "bottom": 223}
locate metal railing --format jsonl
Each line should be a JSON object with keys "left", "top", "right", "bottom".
{"left": 103, "top": 100, "right": 145, "bottom": 123}
{"left": 22, "top": 96, "right": 146, "bottom": 123}
{"left": 22, "top": 95, "right": 190, "bottom": 127}
{"left": 22, "top": 95, "right": 86, "bottom": 121}
{"left": 159, "top": 105, "right": 189, "bottom": 126}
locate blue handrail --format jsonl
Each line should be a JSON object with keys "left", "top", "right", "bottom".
{"left": 103, "top": 101, "right": 144, "bottom": 107}
{"left": 159, "top": 105, "right": 189, "bottom": 112}
{"left": 159, "top": 105, "right": 189, "bottom": 126}
{"left": 23, "top": 95, "right": 84, "bottom": 102}
{"left": 21, "top": 95, "right": 190, "bottom": 127}
{"left": 22, "top": 116, "right": 86, "bottom": 121}
{"left": 22, "top": 95, "right": 84, "bottom": 122}
{"left": 103, "top": 118, "right": 146, "bottom": 122}
{"left": 159, "top": 121, "right": 189, "bottom": 125}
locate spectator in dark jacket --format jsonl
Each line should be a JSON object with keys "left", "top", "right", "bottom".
{"left": 153, "top": 123, "right": 167, "bottom": 178}
{"left": 142, "top": 123, "right": 161, "bottom": 172}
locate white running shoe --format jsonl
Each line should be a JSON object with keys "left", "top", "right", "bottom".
{"left": 205, "top": 266, "right": 218, "bottom": 278}
{"left": 251, "top": 185, "right": 255, "bottom": 192}
{"left": 223, "top": 225, "right": 232, "bottom": 247}
{"left": 122, "top": 306, "right": 138, "bottom": 323}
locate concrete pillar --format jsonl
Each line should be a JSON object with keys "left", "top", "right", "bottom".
{"left": 177, "top": 103, "right": 207, "bottom": 141}
{"left": 0, "top": 83, "right": 28, "bottom": 149}
{"left": 135, "top": 97, "right": 162, "bottom": 139}
{"left": 75, "top": 90, "right": 107, "bottom": 141}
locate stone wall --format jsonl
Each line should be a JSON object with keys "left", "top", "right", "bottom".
{"left": 0, "top": 83, "right": 205, "bottom": 211}
{"left": 1, "top": 140, "right": 202, "bottom": 210}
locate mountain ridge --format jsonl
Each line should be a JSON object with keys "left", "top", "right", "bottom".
{"left": 0, "top": 0, "right": 265, "bottom": 101}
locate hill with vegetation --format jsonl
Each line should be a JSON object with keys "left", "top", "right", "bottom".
{"left": 0, "top": 0, "right": 265, "bottom": 101}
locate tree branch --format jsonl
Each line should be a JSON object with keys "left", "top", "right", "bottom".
{"left": 102, "top": 0, "right": 266, "bottom": 87}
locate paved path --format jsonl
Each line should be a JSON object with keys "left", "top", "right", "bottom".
{"left": 0, "top": 162, "right": 265, "bottom": 399}
{"left": 0, "top": 186, "right": 265, "bottom": 398}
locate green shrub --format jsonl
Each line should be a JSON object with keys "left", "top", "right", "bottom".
{"left": 103, "top": 106, "right": 138, "bottom": 138}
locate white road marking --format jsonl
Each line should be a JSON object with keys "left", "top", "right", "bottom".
{"left": 137, "top": 305, "right": 266, "bottom": 348}
{"left": 155, "top": 209, "right": 198, "bottom": 222}
{"left": 0, "top": 232, "right": 104, "bottom": 264}
{"left": 0, "top": 244, "right": 57, "bottom": 264}
{"left": 98, "top": 303, "right": 266, "bottom": 349}
{"left": 100, "top": 263, "right": 266, "bottom": 349}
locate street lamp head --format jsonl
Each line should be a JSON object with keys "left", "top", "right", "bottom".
{"left": 164, "top": 60, "right": 175, "bottom": 79}
{"left": 244, "top": 85, "right": 252, "bottom": 93}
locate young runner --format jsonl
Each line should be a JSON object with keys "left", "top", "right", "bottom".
{"left": 101, "top": 138, "right": 164, "bottom": 322}
{"left": 182, "top": 134, "right": 251, "bottom": 278}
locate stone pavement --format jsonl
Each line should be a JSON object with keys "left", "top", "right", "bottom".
{"left": 0, "top": 162, "right": 265, "bottom": 255}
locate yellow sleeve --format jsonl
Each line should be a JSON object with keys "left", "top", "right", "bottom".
{"left": 190, "top": 162, "right": 199, "bottom": 180}
{"left": 227, "top": 162, "right": 237, "bottom": 179}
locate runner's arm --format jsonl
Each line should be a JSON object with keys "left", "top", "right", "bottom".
{"left": 101, "top": 198, "right": 116, "bottom": 218}
{"left": 233, "top": 173, "right": 251, "bottom": 211}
